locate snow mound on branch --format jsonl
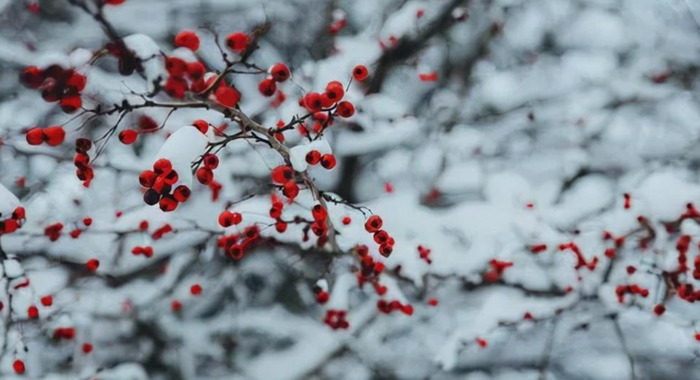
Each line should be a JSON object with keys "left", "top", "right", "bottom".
{"left": 152, "top": 126, "right": 208, "bottom": 190}
{"left": 123, "top": 34, "right": 166, "bottom": 91}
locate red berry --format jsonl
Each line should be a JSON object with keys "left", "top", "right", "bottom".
{"left": 336, "top": 101, "right": 355, "bottom": 118}
{"left": 139, "top": 170, "right": 157, "bottom": 187}
{"left": 196, "top": 167, "right": 214, "bottom": 184}
{"left": 20, "top": 66, "right": 44, "bottom": 88}
{"left": 174, "top": 30, "right": 200, "bottom": 51}
{"left": 153, "top": 159, "right": 172, "bottom": 175}
{"left": 83, "top": 217, "right": 92, "bottom": 226}
{"left": 118, "top": 129, "right": 138, "bottom": 144}
{"left": 653, "top": 304, "right": 666, "bottom": 316}
{"left": 271, "top": 165, "right": 294, "bottom": 184}
{"left": 187, "top": 61, "right": 206, "bottom": 80}
{"left": 342, "top": 216, "right": 351, "bottom": 225}
{"left": 320, "top": 154, "right": 336, "bottom": 169}
{"left": 365, "top": 215, "right": 383, "bottom": 232}
{"left": 215, "top": 86, "right": 240, "bottom": 108}
{"left": 218, "top": 211, "right": 242, "bottom": 227}
{"left": 25, "top": 127, "right": 44, "bottom": 145}
{"left": 305, "top": 150, "right": 321, "bottom": 165}
{"left": 171, "top": 300, "right": 182, "bottom": 312}
{"left": 13, "top": 359, "right": 25, "bottom": 374}
{"left": 428, "top": 298, "right": 438, "bottom": 306}
{"left": 312, "top": 204, "right": 327, "bottom": 221}
{"left": 82, "top": 343, "right": 93, "bottom": 354}
{"left": 60, "top": 95, "right": 82, "bottom": 113}
{"left": 40, "top": 296, "right": 53, "bottom": 307}
{"left": 192, "top": 119, "right": 209, "bottom": 134}
{"left": 159, "top": 195, "right": 178, "bottom": 212}
{"left": 173, "top": 185, "right": 191, "bottom": 202}
{"left": 303, "top": 92, "right": 323, "bottom": 112}
{"left": 275, "top": 221, "right": 288, "bottom": 233}
{"left": 352, "top": 65, "right": 368, "bottom": 81}
{"left": 324, "top": 82, "right": 344, "bottom": 102}
{"left": 43, "top": 126, "right": 66, "bottom": 146}
{"left": 203, "top": 154, "right": 219, "bottom": 169}
{"left": 66, "top": 72, "right": 87, "bottom": 92}
{"left": 282, "top": 181, "right": 299, "bottom": 200}
{"left": 190, "top": 284, "right": 202, "bottom": 295}
{"left": 258, "top": 78, "right": 277, "bottom": 97}
{"left": 270, "top": 63, "right": 290, "bottom": 82}
{"left": 86, "top": 259, "right": 99, "bottom": 272}
{"left": 226, "top": 32, "right": 249, "bottom": 53}
{"left": 27, "top": 305, "right": 39, "bottom": 319}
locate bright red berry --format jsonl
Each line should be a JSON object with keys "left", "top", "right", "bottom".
{"left": 82, "top": 343, "right": 93, "bottom": 354}
{"left": 174, "top": 30, "right": 200, "bottom": 51}
{"left": 305, "top": 150, "right": 321, "bottom": 165}
{"left": 43, "top": 126, "right": 66, "bottom": 146}
{"left": 13, "top": 359, "right": 25, "bottom": 374}
{"left": 196, "top": 167, "right": 214, "bottom": 184}
{"left": 365, "top": 215, "right": 383, "bottom": 232}
{"left": 27, "top": 305, "right": 39, "bottom": 319}
{"left": 226, "top": 32, "right": 248, "bottom": 53}
{"left": 86, "top": 258, "right": 99, "bottom": 272}
{"left": 218, "top": 211, "right": 242, "bottom": 227}
{"left": 258, "top": 78, "right": 277, "bottom": 97}
{"left": 190, "top": 284, "right": 202, "bottom": 295}
{"left": 271, "top": 165, "right": 294, "bottom": 184}
{"left": 352, "top": 65, "right": 368, "bottom": 81}
{"left": 336, "top": 101, "right": 355, "bottom": 118}
{"left": 270, "top": 63, "right": 290, "bottom": 82}
{"left": 25, "top": 127, "right": 44, "bottom": 145}
{"left": 320, "top": 154, "right": 336, "bottom": 169}
{"left": 40, "top": 295, "right": 53, "bottom": 307}
{"left": 118, "top": 129, "right": 138, "bottom": 145}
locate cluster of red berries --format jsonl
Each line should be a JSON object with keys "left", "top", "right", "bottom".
{"left": 558, "top": 242, "right": 598, "bottom": 271}
{"left": 615, "top": 284, "right": 649, "bottom": 303}
{"left": 25, "top": 126, "right": 65, "bottom": 146}
{"left": 268, "top": 193, "right": 289, "bottom": 234}
{"left": 0, "top": 206, "right": 25, "bottom": 236}
{"left": 174, "top": 30, "right": 200, "bottom": 51}
{"left": 139, "top": 158, "right": 191, "bottom": 211}
{"left": 44, "top": 222, "right": 63, "bottom": 242}
{"left": 305, "top": 150, "right": 337, "bottom": 170}
{"left": 53, "top": 326, "right": 76, "bottom": 340}
{"left": 304, "top": 203, "right": 331, "bottom": 246}
{"left": 196, "top": 154, "right": 219, "bottom": 185}
{"left": 163, "top": 52, "right": 208, "bottom": 99}
{"left": 131, "top": 245, "right": 154, "bottom": 258}
{"left": 301, "top": 81, "right": 355, "bottom": 117}
{"left": 258, "top": 63, "right": 290, "bottom": 98}
{"left": 216, "top": 224, "right": 260, "bottom": 260}
{"left": 151, "top": 223, "right": 173, "bottom": 240}
{"left": 271, "top": 165, "right": 299, "bottom": 202}
{"left": 74, "top": 138, "right": 95, "bottom": 187}
{"left": 353, "top": 245, "right": 386, "bottom": 292}
{"left": 417, "top": 245, "right": 432, "bottom": 264}
{"left": 483, "top": 259, "right": 514, "bottom": 283}
{"left": 323, "top": 309, "right": 349, "bottom": 330}
{"left": 675, "top": 234, "right": 692, "bottom": 273}
{"left": 377, "top": 299, "right": 413, "bottom": 315}
{"left": 20, "top": 65, "right": 85, "bottom": 113}
{"left": 364, "top": 215, "right": 394, "bottom": 257}
{"left": 676, "top": 282, "right": 700, "bottom": 303}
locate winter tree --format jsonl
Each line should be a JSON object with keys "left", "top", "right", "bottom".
{"left": 1, "top": 0, "right": 700, "bottom": 379}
